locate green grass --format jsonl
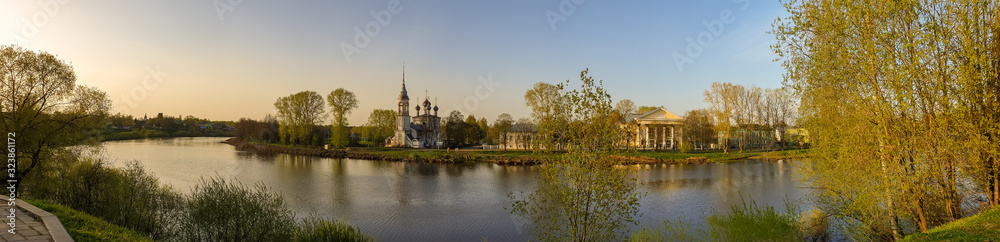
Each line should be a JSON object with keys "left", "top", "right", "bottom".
{"left": 260, "top": 142, "right": 809, "bottom": 164}
{"left": 23, "top": 199, "right": 154, "bottom": 242}
{"left": 903, "top": 206, "right": 1000, "bottom": 241}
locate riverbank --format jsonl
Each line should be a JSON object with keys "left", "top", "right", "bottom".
{"left": 903, "top": 206, "right": 1000, "bottom": 241}
{"left": 102, "top": 129, "right": 233, "bottom": 141}
{"left": 223, "top": 138, "right": 809, "bottom": 165}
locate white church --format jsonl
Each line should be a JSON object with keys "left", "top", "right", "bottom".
{"left": 388, "top": 70, "right": 442, "bottom": 148}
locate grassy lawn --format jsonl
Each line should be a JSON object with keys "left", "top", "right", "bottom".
{"left": 903, "top": 206, "right": 1000, "bottom": 241}
{"left": 347, "top": 146, "right": 809, "bottom": 163}
{"left": 23, "top": 199, "right": 154, "bottom": 242}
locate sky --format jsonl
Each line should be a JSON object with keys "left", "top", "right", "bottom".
{"left": 1, "top": 0, "right": 789, "bottom": 125}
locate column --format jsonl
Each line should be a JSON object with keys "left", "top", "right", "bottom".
{"left": 671, "top": 126, "right": 675, "bottom": 149}
{"left": 644, "top": 124, "right": 649, "bottom": 149}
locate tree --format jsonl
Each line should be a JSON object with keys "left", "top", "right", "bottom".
{"left": 511, "top": 69, "right": 641, "bottom": 241}
{"left": 703, "top": 82, "right": 739, "bottom": 153}
{"left": 327, "top": 88, "right": 358, "bottom": 148}
{"left": 441, "top": 110, "right": 466, "bottom": 148}
{"left": 0, "top": 45, "right": 111, "bottom": 188}
{"left": 614, "top": 99, "right": 636, "bottom": 116}
{"left": 525, "top": 82, "right": 569, "bottom": 150}
{"left": 274, "top": 91, "right": 326, "bottom": 145}
{"left": 477, "top": 117, "right": 488, "bottom": 143}
{"left": 682, "top": 109, "right": 715, "bottom": 150}
{"left": 365, "top": 109, "right": 396, "bottom": 146}
{"left": 464, "top": 115, "right": 482, "bottom": 145}
{"left": 773, "top": 0, "right": 999, "bottom": 239}
{"left": 490, "top": 113, "right": 514, "bottom": 150}
{"left": 635, "top": 105, "right": 664, "bottom": 114}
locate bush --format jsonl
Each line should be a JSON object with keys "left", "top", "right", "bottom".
{"left": 705, "top": 198, "right": 803, "bottom": 241}
{"left": 180, "top": 177, "right": 297, "bottom": 241}
{"left": 631, "top": 197, "right": 804, "bottom": 241}
{"left": 41, "top": 157, "right": 184, "bottom": 240}
{"left": 679, "top": 142, "right": 692, "bottom": 153}
{"left": 294, "top": 216, "right": 373, "bottom": 242}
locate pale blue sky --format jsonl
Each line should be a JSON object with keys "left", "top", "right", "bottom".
{"left": 1, "top": 0, "right": 788, "bottom": 124}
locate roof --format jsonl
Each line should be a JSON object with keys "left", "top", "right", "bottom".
{"left": 627, "top": 107, "right": 684, "bottom": 123}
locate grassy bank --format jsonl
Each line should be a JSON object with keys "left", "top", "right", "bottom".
{"left": 234, "top": 139, "right": 809, "bottom": 165}
{"left": 101, "top": 129, "right": 233, "bottom": 141}
{"left": 903, "top": 206, "right": 1000, "bottom": 241}
{"left": 24, "top": 199, "right": 154, "bottom": 242}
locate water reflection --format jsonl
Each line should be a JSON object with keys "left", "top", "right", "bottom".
{"left": 103, "top": 137, "right": 809, "bottom": 242}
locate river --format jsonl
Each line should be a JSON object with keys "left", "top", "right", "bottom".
{"left": 101, "top": 137, "right": 812, "bottom": 241}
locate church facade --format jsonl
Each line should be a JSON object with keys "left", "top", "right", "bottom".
{"left": 388, "top": 73, "right": 442, "bottom": 148}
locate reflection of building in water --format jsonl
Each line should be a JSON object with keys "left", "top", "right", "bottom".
{"left": 388, "top": 68, "right": 442, "bottom": 148}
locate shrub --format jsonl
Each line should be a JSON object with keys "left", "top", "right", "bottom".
{"left": 679, "top": 142, "right": 692, "bottom": 153}
{"left": 180, "top": 177, "right": 297, "bottom": 241}
{"left": 294, "top": 216, "right": 374, "bottom": 242}
{"left": 44, "top": 159, "right": 184, "bottom": 240}
{"left": 705, "top": 198, "right": 803, "bottom": 241}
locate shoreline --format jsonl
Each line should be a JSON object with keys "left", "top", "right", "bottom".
{"left": 222, "top": 138, "right": 809, "bottom": 166}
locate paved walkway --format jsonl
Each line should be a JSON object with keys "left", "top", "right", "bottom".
{"left": 0, "top": 196, "right": 71, "bottom": 242}
{"left": 0, "top": 205, "right": 52, "bottom": 242}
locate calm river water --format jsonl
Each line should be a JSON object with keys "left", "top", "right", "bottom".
{"left": 101, "top": 137, "right": 812, "bottom": 241}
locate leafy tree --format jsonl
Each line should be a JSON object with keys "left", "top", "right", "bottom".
{"left": 511, "top": 69, "right": 641, "bottom": 241}
{"left": 489, "top": 113, "right": 514, "bottom": 150}
{"left": 773, "top": 0, "right": 999, "bottom": 239}
{"left": 364, "top": 109, "right": 396, "bottom": 146}
{"left": 682, "top": 109, "right": 715, "bottom": 150}
{"left": 525, "top": 82, "right": 569, "bottom": 150}
{"left": 274, "top": 91, "right": 326, "bottom": 145}
{"left": 327, "top": 88, "right": 358, "bottom": 148}
{"left": 635, "top": 105, "right": 664, "bottom": 114}
{"left": 464, "top": 115, "right": 482, "bottom": 145}
{"left": 614, "top": 99, "right": 636, "bottom": 116}
{"left": 703, "top": 82, "right": 738, "bottom": 153}
{"left": 441, "top": 110, "right": 466, "bottom": 148}
{"left": 0, "top": 45, "right": 111, "bottom": 187}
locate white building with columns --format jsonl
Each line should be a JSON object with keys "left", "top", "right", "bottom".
{"left": 625, "top": 107, "right": 684, "bottom": 150}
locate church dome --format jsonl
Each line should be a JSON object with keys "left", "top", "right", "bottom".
{"left": 415, "top": 105, "right": 421, "bottom": 112}
{"left": 422, "top": 98, "right": 431, "bottom": 107}
{"left": 433, "top": 105, "right": 438, "bottom": 112}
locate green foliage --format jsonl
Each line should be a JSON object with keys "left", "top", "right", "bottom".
{"left": 511, "top": 153, "right": 641, "bottom": 241}
{"left": 294, "top": 216, "right": 373, "bottom": 242}
{"left": 0, "top": 45, "right": 111, "bottom": 185}
{"left": 705, "top": 198, "right": 802, "bottom": 241}
{"left": 180, "top": 177, "right": 298, "bottom": 241}
{"left": 903, "top": 206, "right": 1000, "bottom": 241}
{"left": 773, "top": 0, "right": 1000, "bottom": 239}
{"left": 275, "top": 90, "right": 327, "bottom": 145}
{"left": 512, "top": 69, "right": 642, "bottom": 241}
{"left": 25, "top": 199, "right": 155, "bottom": 242}
{"left": 678, "top": 142, "right": 692, "bottom": 154}
{"left": 33, "top": 155, "right": 184, "bottom": 240}
{"left": 362, "top": 109, "right": 396, "bottom": 146}
{"left": 328, "top": 88, "right": 359, "bottom": 148}
{"left": 630, "top": 197, "right": 805, "bottom": 242}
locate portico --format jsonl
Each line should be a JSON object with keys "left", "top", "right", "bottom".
{"left": 626, "top": 108, "right": 684, "bottom": 150}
